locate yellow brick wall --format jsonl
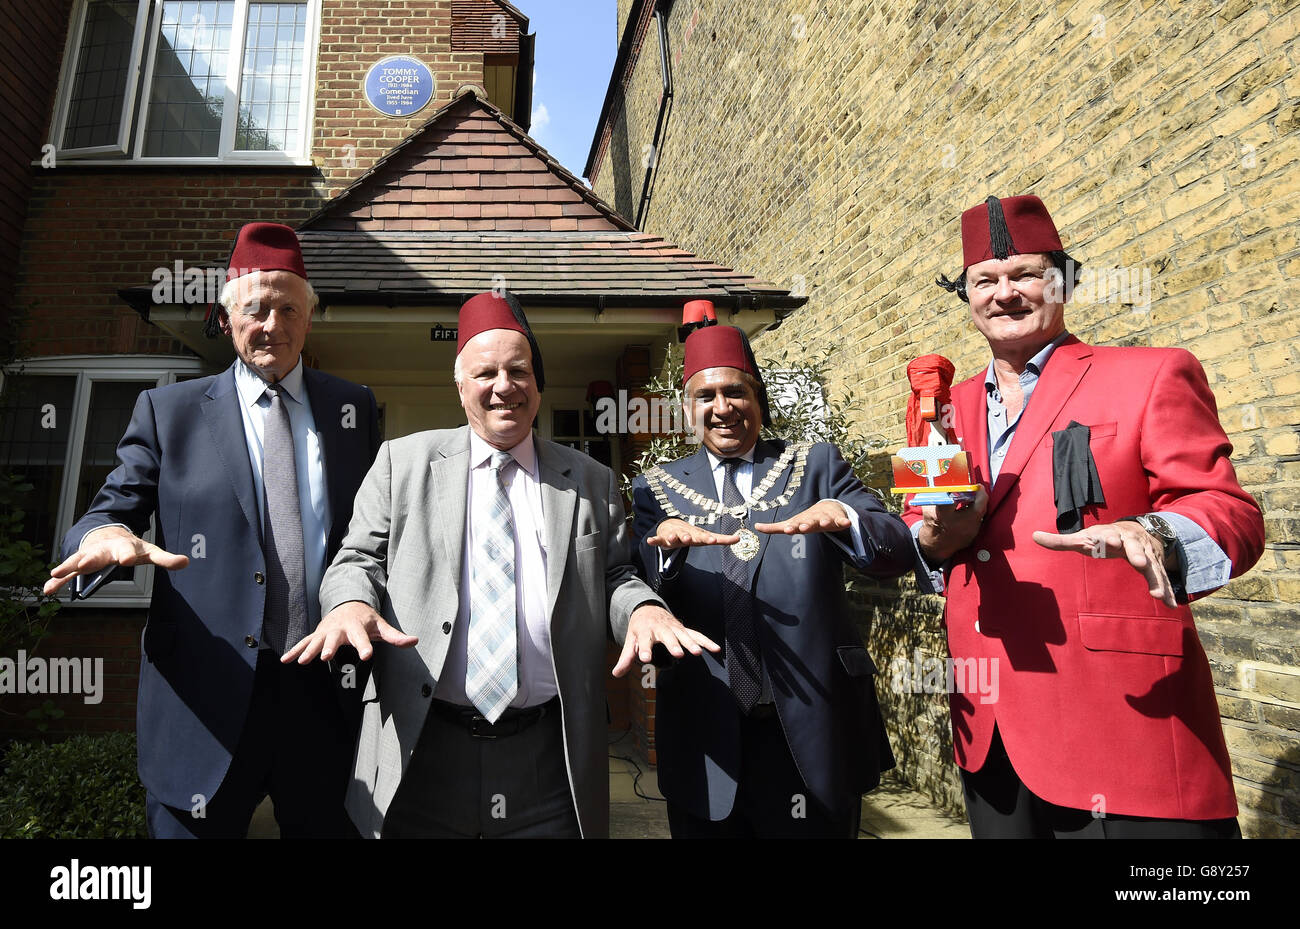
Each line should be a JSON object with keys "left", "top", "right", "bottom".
{"left": 593, "top": 0, "right": 1300, "bottom": 837}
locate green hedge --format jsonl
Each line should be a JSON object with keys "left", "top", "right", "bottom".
{"left": 0, "top": 732, "right": 147, "bottom": 838}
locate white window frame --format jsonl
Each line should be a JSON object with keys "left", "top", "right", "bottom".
{"left": 1, "top": 355, "right": 207, "bottom": 607}
{"left": 49, "top": 0, "right": 153, "bottom": 158}
{"left": 48, "top": 0, "right": 320, "bottom": 166}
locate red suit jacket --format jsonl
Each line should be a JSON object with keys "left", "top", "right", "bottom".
{"left": 903, "top": 337, "right": 1264, "bottom": 820}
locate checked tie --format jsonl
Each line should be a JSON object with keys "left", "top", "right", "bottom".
{"left": 466, "top": 450, "right": 519, "bottom": 722}
{"left": 720, "top": 459, "right": 762, "bottom": 712}
{"left": 261, "top": 384, "right": 309, "bottom": 655}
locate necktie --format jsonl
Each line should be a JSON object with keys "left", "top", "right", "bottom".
{"left": 466, "top": 450, "right": 519, "bottom": 722}
{"left": 261, "top": 384, "right": 308, "bottom": 655}
{"left": 719, "top": 459, "right": 762, "bottom": 712}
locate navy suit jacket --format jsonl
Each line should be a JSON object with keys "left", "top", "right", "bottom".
{"left": 62, "top": 363, "right": 380, "bottom": 810}
{"left": 630, "top": 440, "right": 911, "bottom": 821}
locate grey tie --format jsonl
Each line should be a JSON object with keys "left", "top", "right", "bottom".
{"left": 466, "top": 450, "right": 519, "bottom": 722}
{"left": 261, "top": 384, "right": 308, "bottom": 655}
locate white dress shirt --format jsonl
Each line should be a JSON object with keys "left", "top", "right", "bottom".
{"left": 233, "top": 356, "right": 331, "bottom": 634}
{"left": 437, "top": 430, "right": 557, "bottom": 708}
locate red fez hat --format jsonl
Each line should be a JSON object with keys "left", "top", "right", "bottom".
{"left": 226, "top": 222, "right": 308, "bottom": 283}
{"left": 683, "top": 325, "right": 758, "bottom": 384}
{"left": 457, "top": 292, "right": 526, "bottom": 353}
{"left": 960, "top": 195, "right": 1063, "bottom": 267}
{"left": 682, "top": 299, "right": 717, "bottom": 325}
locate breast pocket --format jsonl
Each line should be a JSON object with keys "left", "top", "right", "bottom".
{"left": 1042, "top": 421, "right": 1118, "bottom": 448}
{"left": 574, "top": 529, "right": 601, "bottom": 553}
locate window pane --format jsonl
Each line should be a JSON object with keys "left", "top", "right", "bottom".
{"left": 143, "top": 0, "right": 233, "bottom": 156}
{"left": 234, "top": 1, "right": 307, "bottom": 152}
{"left": 552, "top": 410, "right": 579, "bottom": 438}
{"left": 75, "top": 381, "right": 153, "bottom": 517}
{"left": 61, "top": 0, "right": 139, "bottom": 151}
{"left": 72, "top": 381, "right": 155, "bottom": 584}
{"left": 0, "top": 375, "right": 76, "bottom": 554}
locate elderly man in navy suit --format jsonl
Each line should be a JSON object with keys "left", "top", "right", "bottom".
{"left": 631, "top": 324, "right": 913, "bottom": 838}
{"left": 46, "top": 223, "right": 380, "bottom": 838}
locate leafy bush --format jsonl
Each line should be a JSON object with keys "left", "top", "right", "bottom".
{"left": 0, "top": 732, "right": 147, "bottom": 838}
{"left": 0, "top": 471, "right": 60, "bottom": 656}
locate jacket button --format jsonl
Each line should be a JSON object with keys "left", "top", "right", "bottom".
{"left": 245, "top": 635, "right": 258, "bottom": 648}
{"left": 976, "top": 549, "right": 991, "bottom": 562}
{"left": 420, "top": 684, "right": 432, "bottom": 698}
{"left": 254, "top": 572, "right": 265, "bottom": 584}
{"left": 441, "top": 622, "right": 452, "bottom": 634}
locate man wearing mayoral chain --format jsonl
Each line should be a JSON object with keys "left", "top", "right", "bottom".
{"left": 631, "top": 323, "right": 913, "bottom": 837}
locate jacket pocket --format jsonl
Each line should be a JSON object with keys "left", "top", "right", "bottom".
{"left": 574, "top": 529, "right": 601, "bottom": 553}
{"left": 1078, "top": 612, "right": 1185, "bottom": 656}
{"left": 837, "top": 645, "right": 878, "bottom": 677}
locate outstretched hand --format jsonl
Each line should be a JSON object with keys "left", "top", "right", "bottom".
{"left": 754, "top": 500, "right": 851, "bottom": 535}
{"left": 613, "top": 604, "right": 720, "bottom": 677}
{"left": 44, "top": 525, "right": 189, "bottom": 596}
{"left": 1033, "top": 520, "right": 1178, "bottom": 608}
{"left": 283, "top": 600, "right": 419, "bottom": 663}
{"left": 646, "top": 518, "right": 740, "bottom": 549}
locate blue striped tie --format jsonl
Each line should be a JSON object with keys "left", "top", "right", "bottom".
{"left": 466, "top": 450, "right": 519, "bottom": 721}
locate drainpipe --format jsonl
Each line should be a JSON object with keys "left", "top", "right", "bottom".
{"left": 635, "top": 0, "right": 674, "bottom": 229}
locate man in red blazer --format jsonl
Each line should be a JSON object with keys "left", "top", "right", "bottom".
{"left": 905, "top": 195, "right": 1264, "bottom": 838}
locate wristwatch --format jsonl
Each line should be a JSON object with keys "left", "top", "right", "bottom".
{"left": 1120, "top": 513, "right": 1177, "bottom": 558}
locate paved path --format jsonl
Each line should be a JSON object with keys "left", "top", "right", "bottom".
{"left": 607, "top": 744, "right": 970, "bottom": 839}
{"left": 249, "top": 737, "right": 970, "bottom": 838}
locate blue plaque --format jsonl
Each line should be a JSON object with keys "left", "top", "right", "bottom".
{"left": 364, "top": 55, "right": 435, "bottom": 118}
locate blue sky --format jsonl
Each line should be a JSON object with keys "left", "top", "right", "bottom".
{"left": 513, "top": 1, "right": 618, "bottom": 183}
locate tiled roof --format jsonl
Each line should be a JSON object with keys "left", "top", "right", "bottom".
{"left": 300, "top": 92, "right": 635, "bottom": 233}
{"left": 120, "top": 90, "right": 804, "bottom": 318}
{"left": 296, "top": 230, "right": 803, "bottom": 310}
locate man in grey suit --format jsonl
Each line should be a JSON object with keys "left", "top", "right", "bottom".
{"left": 285, "top": 291, "right": 716, "bottom": 838}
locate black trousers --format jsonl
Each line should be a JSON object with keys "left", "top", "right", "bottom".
{"left": 960, "top": 726, "right": 1241, "bottom": 839}
{"left": 146, "top": 650, "right": 357, "bottom": 839}
{"left": 666, "top": 707, "right": 861, "bottom": 839}
{"left": 382, "top": 697, "right": 580, "bottom": 839}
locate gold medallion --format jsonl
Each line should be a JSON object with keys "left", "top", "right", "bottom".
{"left": 732, "top": 527, "right": 761, "bottom": 561}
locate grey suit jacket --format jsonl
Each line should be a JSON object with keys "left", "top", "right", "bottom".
{"left": 318, "top": 425, "right": 662, "bottom": 838}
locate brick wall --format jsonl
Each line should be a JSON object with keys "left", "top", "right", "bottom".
{"left": 15, "top": 0, "right": 510, "bottom": 361}
{"left": 592, "top": 0, "right": 1300, "bottom": 837}
{"left": 0, "top": 0, "right": 72, "bottom": 359}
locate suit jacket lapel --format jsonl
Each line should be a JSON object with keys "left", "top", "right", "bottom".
{"left": 986, "top": 337, "right": 1094, "bottom": 516}
{"left": 304, "top": 367, "right": 346, "bottom": 544}
{"left": 201, "top": 365, "right": 261, "bottom": 542}
{"left": 536, "top": 438, "right": 578, "bottom": 626}
{"left": 429, "top": 427, "right": 471, "bottom": 602}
